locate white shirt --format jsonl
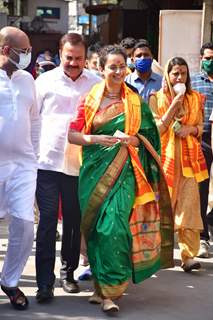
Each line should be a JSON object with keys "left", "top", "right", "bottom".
{"left": 0, "top": 69, "right": 40, "bottom": 179}
{"left": 36, "top": 66, "right": 101, "bottom": 175}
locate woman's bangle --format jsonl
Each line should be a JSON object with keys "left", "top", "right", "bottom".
{"left": 194, "top": 126, "right": 199, "bottom": 137}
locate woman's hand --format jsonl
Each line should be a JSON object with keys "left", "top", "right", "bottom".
{"left": 175, "top": 125, "right": 196, "bottom": 138}
{"left": 172, "top": 93, "right": 184, "bottom": 109}
{"left": 92, "top": 135, "right": 119, "bottom": 147}
{"left": 119, "top": 136, "right": 140, "bottom": 147}
{"left": 91, "top": 134, "right": 140, "bottom": 147}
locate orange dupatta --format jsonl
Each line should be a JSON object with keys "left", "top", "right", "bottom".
{"left": 84, "top": 80, "right": 156, "bottom": 205}
{"left": 155, "top": 87, "right": 208, "bottom": 196}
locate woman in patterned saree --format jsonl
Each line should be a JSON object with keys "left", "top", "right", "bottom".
{"left": 68, "top": 45, "right": 173, "bottom": 314}
{"left": 149, "top": 57, "right": 208, "bottom": 273}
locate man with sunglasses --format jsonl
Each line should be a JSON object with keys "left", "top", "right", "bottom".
{"left": 0, "top": 26, "right": 39, "bottom": 310}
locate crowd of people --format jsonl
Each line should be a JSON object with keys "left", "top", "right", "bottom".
{"left": 0, "top": 26, "right": 212, "bottom": 314}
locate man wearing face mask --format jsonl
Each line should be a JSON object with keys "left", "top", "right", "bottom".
{"left": 0, "top": 27, "right": 40, "bottom": 310}
{"left": 120, "top": 37, "right": 136, "bottom": 73}
{"left": 125, "top": 40, "right": 162, "bottom": 103}
{"left": 191, "top": 42, "right": 213, "bottom": 258}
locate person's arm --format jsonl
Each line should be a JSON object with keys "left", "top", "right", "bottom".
{"left": 68, "top": 96, "right": 120, "bottom": 147}
{"left": 149, "top": 94, "right": 181, "bottom": 134}
{"left": 30, "top": 79, "right": 41, "bottom": 158}
{"left": 68, "top": 130, "right": 120, "bottom": 147}
{"left": 69, "top": 96, "right": 139, "bottom": 147}
{"left": 175, "top": 124, "right": 201, "bottom": 138}
{"left": 35, "top": 76, "right": 45, "bottom": 115}
{"left": 149, "top": 93, "right": 184, "bottom": 135}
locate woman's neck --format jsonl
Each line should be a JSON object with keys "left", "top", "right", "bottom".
{"left": 105, "top": 82, "right": 121, "bottom": 95}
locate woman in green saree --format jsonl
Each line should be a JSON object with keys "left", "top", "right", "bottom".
{"left": 68, "top": 45, "right": 173, "bottom": 314}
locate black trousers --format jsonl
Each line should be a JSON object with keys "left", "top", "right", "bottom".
{"left": 200, "top": 133, "right": 213, "bottom": 241}
{"left": 36, "top": 170, "right": 81, "bottom": 288}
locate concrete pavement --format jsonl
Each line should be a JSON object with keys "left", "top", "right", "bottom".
{"left": 0, "top": 219, "right": 212, "bottom": 320}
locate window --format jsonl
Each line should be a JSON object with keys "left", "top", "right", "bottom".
{"left": 36, "top": 7, "right": 60, "bottom": 19}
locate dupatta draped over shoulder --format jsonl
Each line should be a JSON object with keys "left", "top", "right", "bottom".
{"left": 154, "top": 86, "right": 208, "bottom": 196}
{"left": 72, "top": 80, "right": 174, "bottom": 299}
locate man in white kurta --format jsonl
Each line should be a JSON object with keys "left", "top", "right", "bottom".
{"left": 0, "top": 26, "right": 40, "bottom": 310}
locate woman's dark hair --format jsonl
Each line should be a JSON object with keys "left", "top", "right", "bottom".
{"left": 59, "top": 33, "right": 87, "bottom": 55}
{"left": 99, "top": 45, "right": 127, "bottom": 69}
{"left": 167, "top": 57, "right": 191, "bottom": 93}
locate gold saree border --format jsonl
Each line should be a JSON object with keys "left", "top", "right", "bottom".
{"left": 136, "top": 134, "right": 174, "bottom": 269}
{"left": 94, "top": 280, "right": 129, "bottom": 300}
{"left": 92, "top": 102, "right": 124, "bottom": 132}
{"left": 81, "top": 146, "right": 128, "bottom": 239}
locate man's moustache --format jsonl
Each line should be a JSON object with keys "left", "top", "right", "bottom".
{"left": 68, "top": 66, "right": 79, "bottom": 70}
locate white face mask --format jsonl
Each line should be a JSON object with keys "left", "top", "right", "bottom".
{"left": 173, "top": 83, "right": 186, "bottom": 95}
{"left": 126, "top": 57, "right": 135, "bottom": 69}
{"left": 8, "top": 49, "right": 32, "bottom": 70}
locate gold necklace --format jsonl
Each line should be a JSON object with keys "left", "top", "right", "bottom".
{"left": 104, "top": 90, "right": 120, "bottom": 99}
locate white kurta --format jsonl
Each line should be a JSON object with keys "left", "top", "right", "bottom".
{"left": 0, "top": 69, "right": 40, "bottom": 221}
{"left": 35, "top": 66, "right": 101, "bottom": 176}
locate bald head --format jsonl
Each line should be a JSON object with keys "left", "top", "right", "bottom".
{"left": 0, "top": 26, "right": 30, "bottom": 48}
{"left": 0, "top": 27, "right": 32, "bottom": 76}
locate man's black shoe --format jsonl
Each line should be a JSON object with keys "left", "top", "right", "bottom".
{"left": 60, "top": 279, "right": 80, "bottom": 293}
{"left": 36, "top": 286, "right": 54, "bottom": 303}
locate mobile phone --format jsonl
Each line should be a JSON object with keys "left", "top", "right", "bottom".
{"left": 172, "top": 120, "right": 181, "bottom": 132}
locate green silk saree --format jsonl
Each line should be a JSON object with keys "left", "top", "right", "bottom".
{"left": 79, "top": 100, "right": 173, "bottom": 299}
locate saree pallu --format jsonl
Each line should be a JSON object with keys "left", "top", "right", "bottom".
{"left": 79, "top": 97, "right": 174, "bottom": 299}
{"left": 155, "top": 89, "right": 208, "bottom": 196}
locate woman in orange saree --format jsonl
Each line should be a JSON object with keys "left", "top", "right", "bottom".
{"left": 68, "top": 45, "right": 173, "bottom": 314}
{"left": 149, "top": 57, "right": 208, "bottom": 273}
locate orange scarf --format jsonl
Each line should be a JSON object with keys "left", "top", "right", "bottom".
{"left": 156, "top": 88, "right": 208, "bottom": 195}
{"left": 84, "top": 80, "right": 156, "bottom": 205}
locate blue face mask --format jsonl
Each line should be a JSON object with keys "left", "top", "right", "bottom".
{"left": 135, "top": 57, "right": 152, "bottom": 73}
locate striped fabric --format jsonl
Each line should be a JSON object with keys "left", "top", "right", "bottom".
{"left": 155, "top": 88, "right": 208, "bottom": 196}
{"left": 191, "top": 71, "right": 213, "bottom": 135}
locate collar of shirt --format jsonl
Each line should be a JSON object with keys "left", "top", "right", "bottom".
{"left": 191, "top": 70, "right": 212, "bottom": 82}
{"left": 0, "top": 68, "right": 23, "bottom": 80}
{"left": 199, "top": 70, "right": 211, "bottom": 81}
{"left": 132, "top": 70, "right": 159, "bottom": 83}
{"left": 57, "top": 66, "right": 92, "bottom": 82}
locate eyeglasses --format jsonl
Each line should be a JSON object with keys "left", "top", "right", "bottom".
{"left": 106, "top": 65, "right": 126, "bottom": 72}
{"left": 12, "top": 46, "right": 32, "bottom": 54}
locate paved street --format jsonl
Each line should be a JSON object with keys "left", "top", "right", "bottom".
{"left": 0, "top": 219, "right": 212, "bottom": 320}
